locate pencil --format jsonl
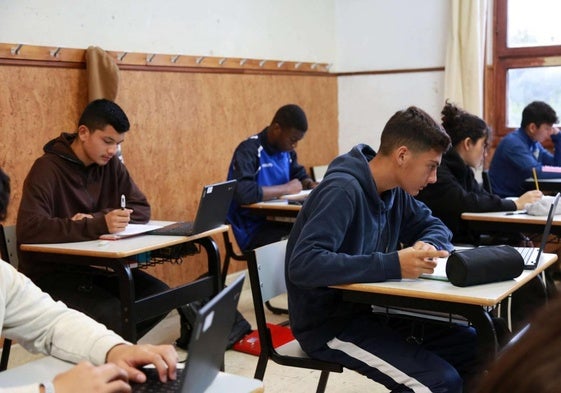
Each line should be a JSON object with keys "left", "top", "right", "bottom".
{"left": 532, "top": 167, "right": 540, "bottom": 191}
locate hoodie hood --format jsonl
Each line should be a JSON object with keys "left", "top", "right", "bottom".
{"left": 43, "top": 132, "right": 83, "bottom": 166}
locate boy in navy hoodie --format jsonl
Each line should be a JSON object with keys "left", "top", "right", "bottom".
{"left": 286, "top": 106, "right": 479, "bottom": 392}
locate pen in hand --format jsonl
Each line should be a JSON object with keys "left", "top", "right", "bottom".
{"left": 121, "top": 194, "right": 126, "bottom": 210}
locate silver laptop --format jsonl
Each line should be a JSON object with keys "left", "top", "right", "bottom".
{"left": 132, "top": 274, "right": 245, "bottom": 393}
{"left": 515, "top": 192, "right": 560, "bottom": 270}
{"left": 151, "top": 180, "right": 236, "bottom": 236}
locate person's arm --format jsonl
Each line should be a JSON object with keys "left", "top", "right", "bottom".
{"left": 288, "top": 151, "right": 317, "bottom": 189}
{"left": 229, "top": 141, "right": 264, "bottom": 204}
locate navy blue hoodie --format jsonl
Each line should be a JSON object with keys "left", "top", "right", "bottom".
{"left": 285, "top": 144, "right": 453, "bottom": 352}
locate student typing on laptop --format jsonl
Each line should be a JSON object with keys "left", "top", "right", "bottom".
{"left": 226, "top": 104, "right": 317, "bottom": 251}
{"left": 0, "top": 168, "right": 178, "bottom": 393}
{"left": 15, "top": 99, "right": 171, "bottom": 338}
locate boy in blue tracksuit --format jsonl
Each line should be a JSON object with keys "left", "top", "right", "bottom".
{"left": 286, "top": 107, "right": 479, "bottom": 392}
{"left": 227, "top": 104, "right": 316, "bottom": 251}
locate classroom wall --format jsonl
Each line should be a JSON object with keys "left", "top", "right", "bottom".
{"left": 335, "top": 0, "right": 450, "bottom": 153}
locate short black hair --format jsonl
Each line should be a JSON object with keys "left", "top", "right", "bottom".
{"left": 271, "top": 104, "right": 308, "bottom": 132}
{"left": 378, "top": 106, "right": 451, "bottom": 155}
{"left": 521, "top": 101, "right": 558, "bottom": 129}
{"left": 78, "top": 99, "right": 130, "bottom": 133}
{"left": 441, "top": 101, "right": 491, "bottom": 147}
{"left": 0, "top": 168, "right": 10, "bottom": 221}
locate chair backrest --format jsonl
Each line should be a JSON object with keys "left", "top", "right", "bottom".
{"left": 250, "top": 239, "right": 288, "bottom": 303}
{"left": 312, "top": 165, "right": 328, "bottom": 183}
{"left": 0, "top": 225, "right": 18, "bottom": 268}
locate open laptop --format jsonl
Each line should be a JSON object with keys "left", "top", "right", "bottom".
{"left": 132, "top": 273, "right": 245, "bottom": 393}
{"left": 514, "top": 192, "right": 560, "bottom": 270}
{"left": 151, "top": 180, "right": 236, "bottom": 236}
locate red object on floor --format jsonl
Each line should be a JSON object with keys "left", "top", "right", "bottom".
{"left": 232, "top": 323, "right": 294, "bottom": 356}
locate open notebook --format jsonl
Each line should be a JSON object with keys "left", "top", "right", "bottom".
{"left": 132, "top": 274, "right": 245, "bottom": 393}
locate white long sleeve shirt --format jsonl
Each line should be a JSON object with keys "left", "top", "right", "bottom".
{"left": 0, "top": 260, "right": 126, "bottom": 393}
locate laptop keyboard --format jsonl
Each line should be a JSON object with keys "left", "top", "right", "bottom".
{"left": 131, "top": 367, "right": 184, "bottom": 393}
{"left": 513, "top": 246, "right": 539, "bottom": 269}
{"left": 150, "top": 221, "right": 194, "bottom": 236}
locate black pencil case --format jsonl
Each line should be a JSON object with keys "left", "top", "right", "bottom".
{"left": 446, "top": 245, "right": 524, "bottom": 287}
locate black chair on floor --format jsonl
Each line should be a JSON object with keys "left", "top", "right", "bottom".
{"left": 247, "top": 239, "right": 343, "bottom": 393}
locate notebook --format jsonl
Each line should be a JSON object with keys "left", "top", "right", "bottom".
{"left": 132, "top": 273, "right": 245, "bottom": 393}
{"left": 514, "top": 192, "right": 560, "bottom": 270}
{"left": 151, "top": 180, "right": 236, "bottom": 236}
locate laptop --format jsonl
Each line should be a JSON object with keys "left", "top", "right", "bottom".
{"left": 132, "top": 273, "right": 245, "bottom": 393}
{"left": 514, "top": 192, "right": 560, "bottom": 270}
{"left": 151, "top": 180, "right": 236, "bottom": 236}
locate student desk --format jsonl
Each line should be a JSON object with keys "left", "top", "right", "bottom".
{"left": 242, "top": 200, "right": 302, "bottom": 219}
{"left": 461, "top": 211, "right": 561, "bottom": 237}
{"left": 524, "top": 178, "right": 561, "bottom": 193}
{"left": 331, "top": 252, "right": 557, "bottom": 363}
{"left": 0, "top": 356, "right": 265, "bottom": 393}
{"left": 19, "top": 222, "right": 228, "bottom": 342}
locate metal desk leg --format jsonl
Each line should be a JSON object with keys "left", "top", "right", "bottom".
{"left": 114, "top": 262, "right": 137, "bottom": 342}
{"left": 193, "top": 236, "right": 223, "bottom": 293}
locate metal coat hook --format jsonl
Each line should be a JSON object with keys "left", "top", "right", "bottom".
{"left": 11, "top": 44, "right": 23, "bottom": 55}
{"left": 311, "top": 63, "right": 319, "bottom": 70}
{"left": 294, "top": 62, "right": 302, "bottom": 69}
{"left": 196, "top": 56, "right": 205, "bottom": 64}
{"left": 171, "top": 55, "right": 180, "bottom": 63}
{"left": 277, "top": 61, "right": 285, "bottom": 68}
{"left": 118, "top": 52, "right": 128, "bottom": 61}
{"left": 146, "top": 53, "right": 156, "bottom": 63}
{"left": 259, "top": 60, "right": 267, "bottom": 67}
{"left": 50, "top": 47, "right": 61, "bottom": 57}
{"left": 219, "top": 58, "right": 227, "bottom": 65}
{"left": 240, "top": 59, "right": 248, "bottom": 66}
{"left": 326, "top": 63, "right": 333, "bottom": 71}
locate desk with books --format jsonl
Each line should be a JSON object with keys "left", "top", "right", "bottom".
{"left": 331, "top": 251, "right": 558, "bottom": 363}
{"left": 19, "top": 222, "right": 228, "bottom": 342}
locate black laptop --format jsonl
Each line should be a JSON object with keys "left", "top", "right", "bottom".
{"left": 515, "top": 192, "right": 560, "bottom": 270}
{"left": 151, "top": 180, "right": 236, "bottom": 236}
{"left": 132, "top": 274, "right": 245, "bottom": 393}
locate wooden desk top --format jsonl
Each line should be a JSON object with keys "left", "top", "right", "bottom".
{"left": 20, "top": 222, "right": 229, "bottom": 259}
{"left": 461, "top": 211, "right": 561, "bottom": 225}
{"left": 244, "top": 200, "right": 302, "bottom": 212}
{"left": 332, "top": 253, "right": 557, "bottom": 307}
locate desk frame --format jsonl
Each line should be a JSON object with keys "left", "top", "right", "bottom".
{"left": 20, "top": 225, "right": 227, "bottom": 342}
{"left": 461, "top": 211, "right": 561, "bottom": 237}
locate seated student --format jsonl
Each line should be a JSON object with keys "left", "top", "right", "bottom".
{"left": 417, "top": 102, "right": 551, "bottom": 332}
{"left": 226, "top": 104, "right": 317, "bottom": 251}
{"left": 489, "top": 100, "right": 561, "bottom": 197}
{"left": 0, "top": 168, "right": 178, "bottom": 393}
{"left": 286, "top": 106, "right": 480, "bottom": 392}
{"left": 16, "top": 99, "right": 170, "bottom": 338}
{"left": 416, "top": 101, "right": 542, "bottom": 245}
{"left": 474, "top": 295, "right": 561, "bottom": 393}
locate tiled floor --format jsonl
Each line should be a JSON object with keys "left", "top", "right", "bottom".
{"left": 4, "top": 271, "right": 386, "bottom": 392}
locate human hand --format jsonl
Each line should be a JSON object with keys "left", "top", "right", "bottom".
{"left": 397, "top": 247, "right": 449, "bottom": 279}
{"left": 71, "top": 213, "right": 94, "bottom": 221}
{"left": 51, "top": 361, "right": 129, "bottom": 393}
{"left": 285, "top": 179, "right": 303, "bottom": 195}
{"left": 515, "top": 190, "right": 543, "bottom": 210}
{"left": 104, "top": 209, "right": 133, "bottom": 233}
{"left": 302, "top": 178, "right": 319, "bottom": 190}
{"left": 106, "top": 344, "right": 178, "bottom": 384}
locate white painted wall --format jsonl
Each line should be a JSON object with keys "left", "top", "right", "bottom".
{"left": 0, "top": 0, "right": 336, "bottom": 63}
{"left": 1, "top": 0, "right": 451, "bottom": 155}
{"left": 335, "top": 0, "right": 451, "bottom": 154}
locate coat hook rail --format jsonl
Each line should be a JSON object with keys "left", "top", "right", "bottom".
{"left": 11, "top": 44, "right": 23, "bottom": 55}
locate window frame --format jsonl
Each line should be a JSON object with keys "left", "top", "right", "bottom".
{"left": 490, "top": 0, "right": 561, "bottom": 143}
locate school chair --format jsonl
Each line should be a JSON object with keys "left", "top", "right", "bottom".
{"left": 247, "top": 239, "right": 343, "bottom": 393}
{"left": 311, "top": 165, "right": 328, "bottom": 183}
{"left": 222, "top": 228, "right": 287, "bottom": 314}
{"left": 0, "top": 224, "right": 18, "bottom": 371}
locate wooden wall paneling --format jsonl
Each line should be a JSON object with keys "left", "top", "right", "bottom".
{"left": 0, "top": 63, "right": 338, "bottom": 287}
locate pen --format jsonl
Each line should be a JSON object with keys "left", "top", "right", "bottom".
{"left": 532, "top": 167, "right": 540, "bottom": 191}
{"left": 121, "top": 194, "right": 126, "bottom": 210}
{"left": 505, "top": 211, "right": 527, "bottom": 215}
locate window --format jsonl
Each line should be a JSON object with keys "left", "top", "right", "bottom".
{"left": 490, "top": 0, "right": 561, "bottom": 139}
